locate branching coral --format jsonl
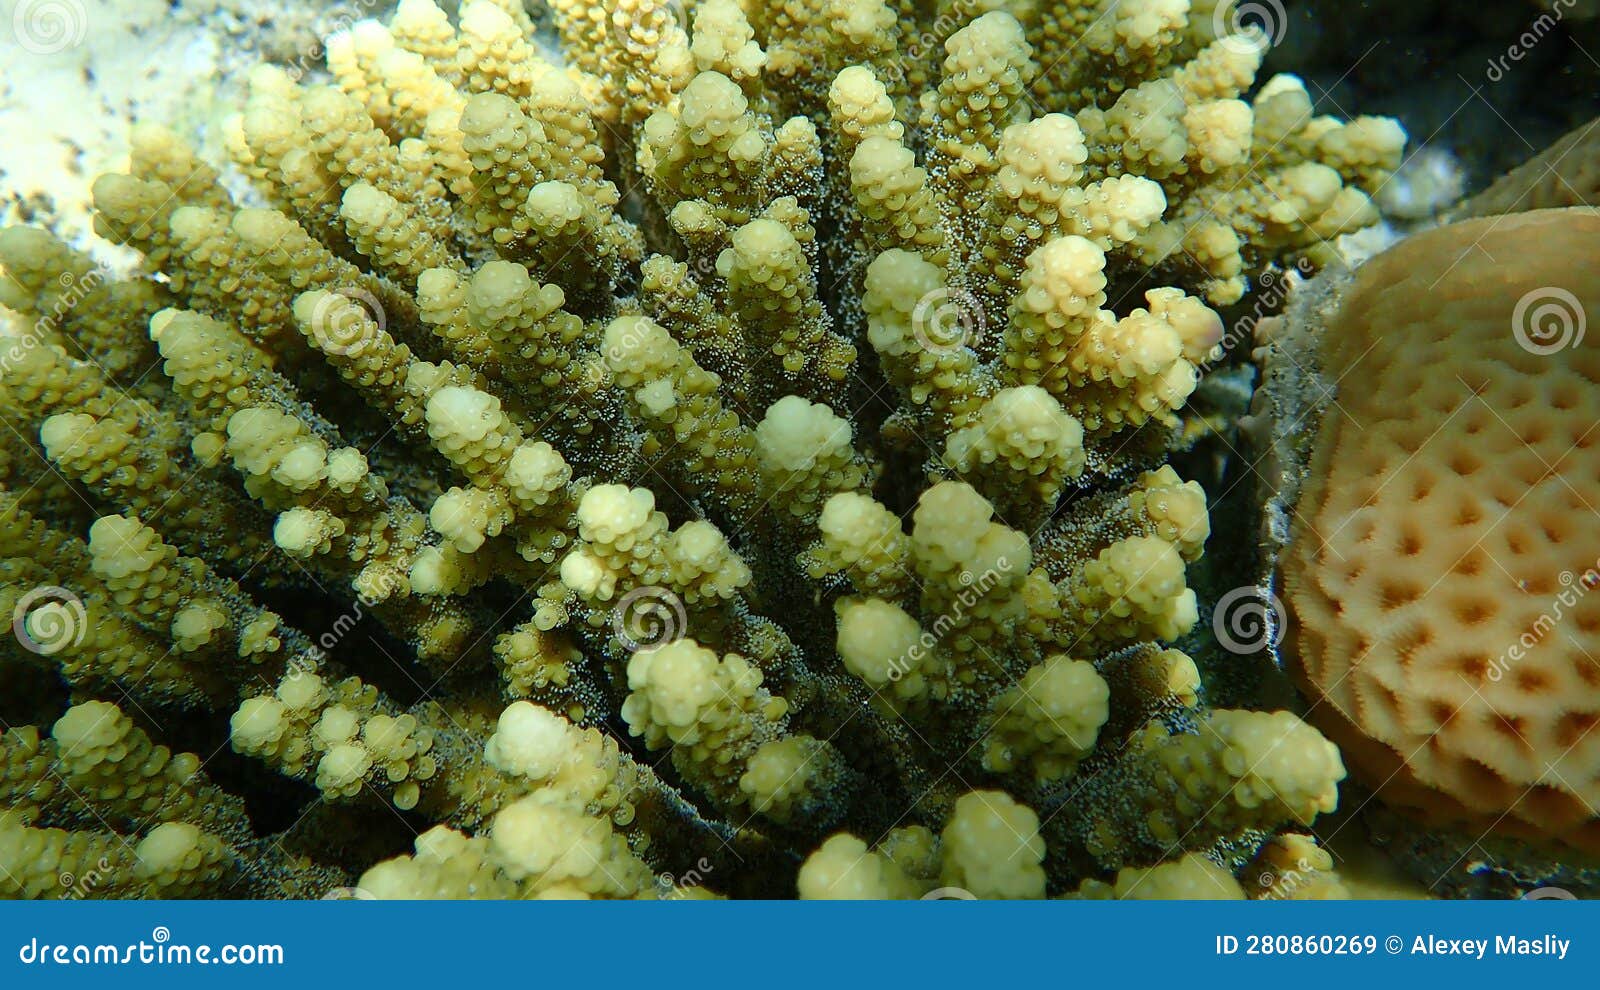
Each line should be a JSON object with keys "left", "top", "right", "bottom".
{"left": 0, "top": 0, "right": 1400, "bottom": 898}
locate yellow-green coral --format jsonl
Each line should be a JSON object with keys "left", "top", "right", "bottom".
{"left": 0, "top": 0, "right": 1398, "bottom": 898}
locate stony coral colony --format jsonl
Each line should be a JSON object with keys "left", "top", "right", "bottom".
{"left": 0, "top": 0, "right": 1403, "bottom": 900}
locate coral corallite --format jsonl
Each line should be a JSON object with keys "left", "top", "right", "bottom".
{"left": 0, "top": 0, "right": 1404, "bottom": 899}
{"left": 1285, "top": 208, "right": 1600, "bottom": 853}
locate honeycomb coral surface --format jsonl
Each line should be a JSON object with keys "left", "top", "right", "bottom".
{"left": 1285, "top": 209, "right": 1600, "bottom": 853}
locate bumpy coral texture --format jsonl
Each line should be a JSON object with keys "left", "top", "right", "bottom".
{"left": 0, "top": 0, "right": 1396, "bottom": 898}
{"left": 1285, "top": 208, "right": 1600, "bottom": 854}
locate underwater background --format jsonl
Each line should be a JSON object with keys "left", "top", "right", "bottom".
{"left": 0, "top": 0, "right": 1596, "bottom": 900}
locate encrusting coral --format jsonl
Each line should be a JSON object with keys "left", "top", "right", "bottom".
{"left": 0, "top": 0, "right": 1402, "bottom": 899}
{"left": 1242, "top": 92, "right": 1600, "bottom": 889}
{"left": 1280, "top": 208, "right": 1600, "bottom": 856}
